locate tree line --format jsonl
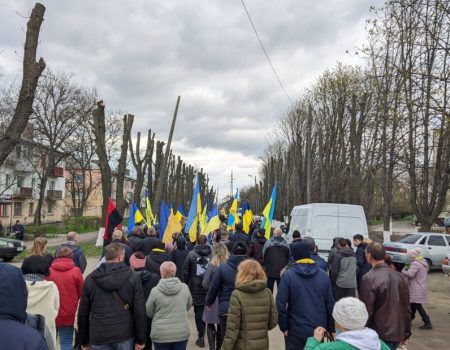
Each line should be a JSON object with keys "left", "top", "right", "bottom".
{"left": 241, "top": 0, "right": 449, "bottom": 232}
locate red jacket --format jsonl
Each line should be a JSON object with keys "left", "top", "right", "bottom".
{"left": 48, "top": 258, "right": 84, "bottom": 327}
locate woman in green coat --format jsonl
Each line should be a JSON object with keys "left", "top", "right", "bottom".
{"left": 305, "top": 297, "right": 390, "bottom": 350}
{"left": 221, "top": 259, "right": 278, "bottom": 350}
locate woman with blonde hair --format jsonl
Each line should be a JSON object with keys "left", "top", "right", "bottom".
{"left": 221, "top": 259, "right": 278, "bottom": 350}
{"left": 202, "top": 243, "right": 229, "bottom": 350}
{"left": 22, "top": 236, "right": 54, "bottom": 272}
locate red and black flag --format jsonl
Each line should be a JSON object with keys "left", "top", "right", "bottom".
{"left": 103, "top": 198, "right": 123, "bottom": 242}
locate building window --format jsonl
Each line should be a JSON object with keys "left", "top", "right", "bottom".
{"left": 14, "top": 202, "right": 22, "bottom": 216}
{"left": 29, "top": 202, "right": 34, "bottom": 216}
{"left": 48, "top": 201, "right": 53, "bottom": 214}
{"left": 17, "top": 176, "right": 24, "bottom": 188}
{"left": 5, "top": 174, "right": 10, "bottom": 187}
{"left": 49, "top": 181, "right": 55, "bottom": 190}
{"left": 31, "top": 178, "right": 36, "bottom": 188}
{"left": 1, "top": 204, "right": 9, "bottom": 217}
{"left": 74, "top": 175, "right": 84, "bottom": 183}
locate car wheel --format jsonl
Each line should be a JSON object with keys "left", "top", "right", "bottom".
{"left": 425, "top": 258, "right": 432, "bottom": 272}
{"left": 2, "top": 257, "right": 14, "bottom": 262}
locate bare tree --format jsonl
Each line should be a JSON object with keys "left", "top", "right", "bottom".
{"left": 0, "top": 3, "right": 46, "bottom": 166}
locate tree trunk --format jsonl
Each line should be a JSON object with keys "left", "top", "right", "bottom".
{"left": 0, "top": 3, "right": 46, "bottom": 167}
{"left": 116, "top": 114, "right": 134, "bottom": 215}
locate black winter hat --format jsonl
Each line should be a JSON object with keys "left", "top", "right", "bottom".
{"left": 291, "top": 243, "right": 311, "bottom": 261}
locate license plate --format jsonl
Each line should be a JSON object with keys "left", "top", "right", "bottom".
{"left": 17, "top": 247, "right": 24, "bottom": 251}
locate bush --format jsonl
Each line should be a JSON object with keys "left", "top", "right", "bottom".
{"left": 25, "top": 216, "right": 100, "bottom": 238}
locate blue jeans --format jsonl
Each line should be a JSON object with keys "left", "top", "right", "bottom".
{"left": 92, "top": 338, "right": 134, "bottom": 350}
{"left": 383, "top": 341, "right": 400, "bottom": 350}
{"left": 153, "top": 340, "right": 188, "bottom": 350}
{"left": 58, "top": 327, "right": 74, "bottom": 350}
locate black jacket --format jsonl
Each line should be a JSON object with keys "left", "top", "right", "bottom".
{"left": 170, "top": 242, "right": 190, "bottom": 282}
{"left": 356, "top": 243, "right": 371, "bottom": 283}
{"left": 77, "top": 262, "right": 147, "bottom": 346}
{"left": 145, "top": 249, "right": 170, "bottom": 276}
{"left": 56, "top": 242, "right": 87, "bottom": 273}
{"left": 135, "top": 268, "right": 159, "bottom": 345}
{"left": 205, "top": 255, "right": 247, "bottom": 316}
{"left": 183, "top": 244, "right": 212, "bottom": 305}
{"left": 128, "top": 236, "right": 143, "bottom": 252}
{"left": 139, "top": 237, "right": 162, "bottom": 255}
{"left": 249, "top": 236, "right": 267, "bottom": 264}
{"left": 230, "top": 231, "right": 250, "bottom": 246}
{"left": 262, "top": 237, "right": 291, "bottom": 279}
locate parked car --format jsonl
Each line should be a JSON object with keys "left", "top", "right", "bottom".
{"left": 0, "top": 237, "right": 26, "bottom": 261}
{"left": 442, "top": 254, "right": 450, "bottom": 275}
{"left": 384, "top": 233, "right": 450, "bottom": 269}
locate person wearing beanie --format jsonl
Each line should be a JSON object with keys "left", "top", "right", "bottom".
{"left": 22, "top": 250, "right": 60, "bottom": 348}
{"left": 329, "top": 238, "right": 358, "bottom": 300}
{"left": 47, "top": 247, "right": 84, "bottom": 350}
{"left": 302, "top": 237, "right": 328, "bottom": 272}
{"left": 170, "top": 236, "right": 190, "bottom": 281}
{"left": 262, "top": 228, "right": 291, "bottom": 292}
{"left": 304, "top": 297, "right": 390, "bottom": 350}
{"left": 205, "top": 241, "right": 248, "bottom": 348}
{"left": 131, "top": 252, "right": 160, "bottom": 350}
{"left": 402, "top": 247, "right": 432, "bottom": 329}
{"left": 276, "top": 243, "right": 334, "bottom": 350}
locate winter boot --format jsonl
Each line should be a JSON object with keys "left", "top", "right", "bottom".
{"left": 207, "top": 327, "right": 216, "bottom": 350}
{"left": 419, "top": 316, "right": 432, "bottom": 329}
{"left": 196, "top": 336, "right": 205, "bottom": 347}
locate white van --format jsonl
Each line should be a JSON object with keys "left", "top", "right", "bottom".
{"left": 284, "top": 203, "right": 368, "bottom": 251}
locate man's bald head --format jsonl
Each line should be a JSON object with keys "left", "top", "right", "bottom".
{"left": 274, "top": 228, "right": 282, "bottom": 237}
{"left": 67, "top": 231, "right": 79, "bottom": 242}
{"left": 160, "top": 261, "right": 177, "bottom": 279}
{"left": 112, "top": 229, "right": 123, "bottom": 240}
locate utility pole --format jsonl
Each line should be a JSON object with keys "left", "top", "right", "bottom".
{"left": 229, "top": 170, "right": 234, "bottom": 200}
{"left": 306, "top": 105, "right": 313, "bottom": 204}
{"left": 153, "top": 96, "right": 181, "bottom": 211}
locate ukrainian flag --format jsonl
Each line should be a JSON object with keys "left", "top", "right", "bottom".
{"left": 204, "top": 204, "right": 221, "bottom": 234}
{"left": 185, "top": 176, "right": 202, "bottom": 242}
{"left": 162, "top": 210, "right": 182, "bottom": 244}
{"left": 128, "top": 201, "right": 144, "bottom": 235}
{"left": 261, "top": 185, "right": 277, "bottom": 239}
{"left": 242, "top": 201, "right": 253, "bottom": 234}
{"left": 145, "top": 190, "right": 155, "bottom": 225}
{"left": 227, "top": 190, "right": 240, "bottom": 230}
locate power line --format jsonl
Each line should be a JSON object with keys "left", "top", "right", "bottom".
{"left": 239, "top": 0, "right": 293, "bottom": 105}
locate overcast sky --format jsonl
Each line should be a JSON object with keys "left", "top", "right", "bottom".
{"left": 0, "top": 0, "right": 381, "bottom": 199}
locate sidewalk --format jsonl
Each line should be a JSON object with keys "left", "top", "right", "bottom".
{"left": 44, "top": 231, "right": 99, "bottom": 248}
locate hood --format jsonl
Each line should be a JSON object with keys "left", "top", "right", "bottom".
{"left": 26, "top": 280, "right": 57, "bottom": 310}
{"left": 176, "top": 237, "right": 187, "bottom": 250}
{"left": 61, "top": 242, "right": 80, "bottom": 252}
{"left": 149, "top": 250, "right": 170, "bottom": 263}
{"left": 227, "top": 255, "right": 247, "bottom": 270}
{"left": 136, "top": 269, "right": 158, "bottom": 283}
{"left": 236, "top": 279, "right": 267, "bottom": 293}
{"left": 51, "top": 257, "right": 76, "bottom": 272}
{"left": 337, "top": 247, "right": 355, "bottom": 257}
{"left": 0, "top": 264, "right": 27, "bottom": 322}
{"left": 337, "top": 328, "right": 381, "bottom": 350}
{"left": 270, "top": 236, "right": 287, "bottom": 246}
{"left": 157, "top": 277, "right": 183, "bottom": 295}
{"left": 91, "top": 262, "right": 133, "bottom": 292}
{"left": 292, "top": 262, "right": 319, "bottom": 278}
{"left": 194, "top": 244, "right": 212, "bottom": 257}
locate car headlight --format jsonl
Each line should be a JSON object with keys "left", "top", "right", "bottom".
{"left": 7, "top": 242, "right": 14, "bottom": 248}
{"left": 21, "top": 241, "right": 26, "bottom": 247}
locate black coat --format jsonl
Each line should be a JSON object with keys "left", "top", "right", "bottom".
{"left": 205, "top": 255, "right": 248, "bottom": 316}
{"left": 249, "top": 237, "right": 267, "bottom": 264}
{"left": 139, "top": 237, "right": 162, "bottom": 255}
{"left": 128, "top": 236, "right": 143, "bottom": 252}
{"left": 356, "top": 243, "right": 371, "bottom": 284}
{"left": 145, "top": 250, "right": 170, "bottom": 277}
{"left": 263, "top": 238, "right": 291, "bottom": 279}
{"left": 183, "top": 244, "right": 212, "bottom": 305}
{"left": 170, "top": 248, "right": 190, "bottom": 282}
{"left": 77, "top": 262, "right": 147, "bottom": 346}
{"left": 230, "top": 231, "right": 250, "bottom": 246}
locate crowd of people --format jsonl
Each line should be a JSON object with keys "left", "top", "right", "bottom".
{"left": 0, "top": 222, "right": 434, "bottom": 350}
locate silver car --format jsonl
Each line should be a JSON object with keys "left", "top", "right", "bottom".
{"left": 384, "top": 232, "right": 450, "bottom": 269}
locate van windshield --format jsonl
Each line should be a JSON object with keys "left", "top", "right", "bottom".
{"left": 398, "top": 234, "right": 422, "bottom": 244}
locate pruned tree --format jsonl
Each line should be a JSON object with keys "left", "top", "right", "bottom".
{"left": 0, "top": 3, "right": 46, "bottom": 166}
{"left": 115, "top": 114, "right": 133, "bottom": 215}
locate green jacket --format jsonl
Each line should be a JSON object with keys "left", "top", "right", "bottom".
{"left": 145, "top": 277, "right": 192, "bottom": 343}
{"left": 221, "top": 280, "right": 278, "bottom": 350}
{"left": 304, "top": 333, "right": 390, "bottom": 350}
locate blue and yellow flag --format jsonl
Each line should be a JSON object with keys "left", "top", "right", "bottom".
{"left": 203, "top": 204, "right": 221, "bottom": 234}
{"left": 128, "top": 201, "right": 144, "bottom": 235}
{"left": 162, "top": 210, "right": 183, "bottom": 245}
{"left": 145, "top": 190, "right": 155, "bottom": 225}
{"left": 261, "top": 185, "right": 277, "bottom": 239}
{"left": 242, "top": 201, "right": 253, "bottom": 234}
{"left": 159, "top": 200, "right": 170, "bottom": 239}
{"left": 227, "top": 190, "right": 240, "bottom": 230}
{"left": 185, "top": 176, "right": 202, "bottom": 243}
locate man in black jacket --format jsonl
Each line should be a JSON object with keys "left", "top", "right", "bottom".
{"left": 262, "top": 228, "right": 291, "bottom": 292}
{"left": 145, "top": 240, "right": 170, "bottom": 276}
{"left": 56, "top": 231, "right": 87, "bottom": 273}
{"left": 230, "top": 222, "right": 250, "bottom": 246}
{"left": 183, "top": 235, "right": 212, "bottom": 347}
{"left": 139, "top": 226, "right": 162, "bottom": 255}
{"left": 78, "top": 243, "right": 147, "bottom": 350}
{"left": 353, "top": 234, "right": 371, "bottom": 290}
{"left": 329, "top": 238, "right": 357, "bottom": 300}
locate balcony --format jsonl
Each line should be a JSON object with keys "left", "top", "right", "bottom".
{"left": 13, "top": 187, "right": 33, "bottom": 199}
{"left": 50, "top": 167, "right": 64, "bottom": 177}
{"left": 47, "top": 190, "right": 63, "bottom": 200}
